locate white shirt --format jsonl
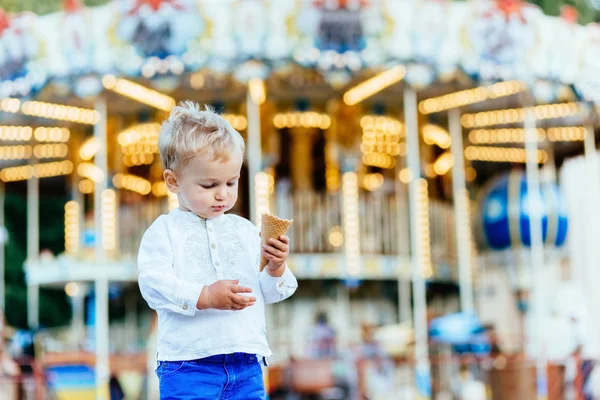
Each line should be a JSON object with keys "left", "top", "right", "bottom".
{"left": 138, "top": 208, "right": 298, "bottom": 362}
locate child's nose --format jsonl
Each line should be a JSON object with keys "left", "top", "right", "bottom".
{"left": 215, "top": 186, "right": 227, "bottom": 200}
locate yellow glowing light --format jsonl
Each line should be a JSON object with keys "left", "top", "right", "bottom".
{"left": 34, "top": 127, "right": 70, "bottom": 143}
{"left": 79, "top": 137, "right": 99, "bottom": 161}
{"left": 65, "top": 282, "right": 80, "bottom": 297}
{"left": 422, "top": 124, "right": 451, "bottom": 149}
{"left": 64, "top": 201, "right": 80, "bottom": 255}
{"left": 362, "top": 152, "right": 396, "bottom": 169}
{"left": 360, "top": 115, "right": 404, "bottom": 165}
{"left": 461, "top": 103, "right": 583, "bottom": 128}
{"left": 0, "top": 165, "right": 31, "bottom": 182}
{"left": 248, "top": 78, "right": 266, "bottom": 105}
{"left": 117, "top": 123, "right": 161, "bottom": 147}
{"left": 33, "top": 143, "right": 68, "bottom": 159}
{"left": 363, "top": 173, "right": 384, "bottom": 191}
{"left": 34, "top": 160, "right": 73, "bottom": 178}
{"left": 78, "top": 179, "right": 94, "bottom": 194}
{"left": 465, "top": 167, "right": 477, "bottom": 182}
{"left": 467, "top": 128, "right": 545, "bottom": 144}
{"left": 77, "top": 162, "right": 105, "bottom": 183}
{"left": 433, "top": 152, "right": 454, "bottom": 176}
{"left": 190, "top": 72, "right": 205, "bottom": 90}
{"left": 21, "top": 101, "right": 99, "bottom": 125}
{"left": 113, "top": 173, "right": 152, "bottom": 195}
{"left": 343, "top": 66, "right": 406, "bottom": 106}
{"left": 0, "top": 126, "right": 32, "bottom": 141}
{"left": 222, "top": 114, "right": 248, "bottom": 131}
{"left": 273, "top": 112, "right": 331, "bottom": 130}
{"left": 424, "top": 164, "right": 437, "bottom": 178}
{"left": 399, "top": 168, "right": 413, "bottom": 183}
{"left": 0, "top": 145, "right": 32, "bottom": 160}
{"left": 325, "top": 140, "right": 340, "bottom": 193}
{"left": 342, "top": 172, "right": 361, "bottom": 276}
{"left": 254, "top": 171, "right": 271, "bottom": 223}
{"left": 102, "top": 75, "right": 176, "bottom": 112}
{"left": 416, "top": 179, "right": 433, "bottom": 278}
{"left": 328, "top": 226, "right": 344, "bottom": 247}
{"left": 546, "top": 126, "right": 586, "bottom": 142}
{"left": 0, "top": 98, "right": 21, "bottom": 113}
{"left": 418, "top": 81, "right": 526, "bottom": 114}
{"left": 464, "top": 146, "right": 548, "bottom": 163}
{"left": 0, "top": 160, "right": 73, "bottom": 182}
{"left": 152, "top": 181, "right": 169, "bottom": 197}
{"left": 101, "top": 189, "right": 117, "bottom": 251}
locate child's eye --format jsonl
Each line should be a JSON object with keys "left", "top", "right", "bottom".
{"left": 201, "top": 184, "right": 216, "bottom": 189}
{"left": 226, "top": 181, "right": 237, "bottom": 187}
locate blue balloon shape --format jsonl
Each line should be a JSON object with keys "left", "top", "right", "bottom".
{"left": 480, "top": 170, "right": 568, "bottom": 250}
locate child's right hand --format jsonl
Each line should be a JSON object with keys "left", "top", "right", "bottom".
{"left": 196, "top": 280, "right": 256, "bottom": 311}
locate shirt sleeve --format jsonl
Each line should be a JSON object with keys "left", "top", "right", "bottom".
{"left": 138, "top": 216, "right": 204, "bottom": 316}
{"left": 259, "top": 264, "right": 298, "bottom": 304}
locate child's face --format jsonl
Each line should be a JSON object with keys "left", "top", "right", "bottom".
{"left": 166, "top": 149, "right": 243, "bottom": 219}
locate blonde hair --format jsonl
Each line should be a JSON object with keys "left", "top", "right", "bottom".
{"left": 158, "top": 101, "right": 245, "bottom": 171}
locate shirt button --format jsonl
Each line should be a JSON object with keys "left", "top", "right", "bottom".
{"left": 211, "top": 243, "right": 216, "bottom": 249}
{"left": 278, "top": 281, "right": 284, "bottom": 288}
{"left": 208, "top": 227, "right": 213, "bottom": 232}
{"left": 183, "top": 303, "right": 189, "bottom": 310}
{"left": 215, "top": 261, "right": 220, "bottom": 266}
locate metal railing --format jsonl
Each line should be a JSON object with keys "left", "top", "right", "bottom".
{"left": 116, "top": 190, "right": 458, "bottom": 266}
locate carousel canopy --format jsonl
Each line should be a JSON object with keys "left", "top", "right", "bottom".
{"left": 0, "top": 0, "right": 599, "bottom": 106}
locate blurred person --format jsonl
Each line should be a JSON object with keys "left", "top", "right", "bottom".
{"left": 481, "top": 324, "right": 501, "bottom": 357}
{"left": 0, "top": 309, "right": 19, "bottom": 400}
{"left": 138, "top": 102, "right": 298, "bottom": 400}
{"left": 308, "top": 312, "right": 337, "bottom": 358}
{"left": 357, "top": 323, "right": 395, "bottom": 400}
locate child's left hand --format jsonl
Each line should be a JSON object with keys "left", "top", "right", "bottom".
{"left": 262, "top": 235, "right": 290, "bottom": 271}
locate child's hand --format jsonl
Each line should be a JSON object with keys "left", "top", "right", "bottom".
{"left": 262, "top": 235, "right": 290, "bottom": 271}
{"left": 197, "top": 280, "right": 256, "bottom": 311}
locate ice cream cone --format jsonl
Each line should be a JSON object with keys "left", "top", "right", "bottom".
{"left": 260, "top": 213, "right": 293, "bottom": 271}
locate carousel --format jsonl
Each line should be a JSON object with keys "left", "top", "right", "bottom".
{"left": 0, "top": 0, "right": 599, "bottom": 399}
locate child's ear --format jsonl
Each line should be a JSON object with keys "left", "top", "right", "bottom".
{"left": 163, "top": 169, "right": 179, "bottom": 193}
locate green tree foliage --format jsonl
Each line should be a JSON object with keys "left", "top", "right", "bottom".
{"left": 0, "top": 0, "right": 108, "bottom": 15}
{"left": 0, "top": 0, "right": 599, "bottom": 23}
{"left": 4, "top": 192, "right": 71, "bottom": 329}
{"left": 529, "top": 0, "right": 600, "bottom": 24}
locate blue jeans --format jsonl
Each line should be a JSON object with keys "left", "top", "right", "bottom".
{"left": 157, "top": 353, "right": 266, "bottom": 400}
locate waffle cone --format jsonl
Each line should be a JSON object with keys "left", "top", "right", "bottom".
{"left": 260, "top": 213, "right": 293, "bottom": 271}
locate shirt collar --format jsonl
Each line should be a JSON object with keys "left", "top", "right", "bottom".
{"left": 171, "top": 208, "right": 222, "bottom": 224}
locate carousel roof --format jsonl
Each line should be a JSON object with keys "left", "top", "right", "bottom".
{"left": 0, "top": 0, "right": 598, "bottom": 107}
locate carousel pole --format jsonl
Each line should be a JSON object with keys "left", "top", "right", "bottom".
{"left": 94, "top": 94, "right": 110, "bottom": 400}
{"left": 524, "top": 107, "right": 548, "bottom": 400}
{"left": 27, "top": 161, "right": 40, "bottom": 330}
{"left": 582, "top": 104, "right": 600, "bottom": 384}
{"left": 448, "top": 108, "right": 475, "bottom": 312}
{"left": 395, "top": 157, "right": 412, "bottom": 324}
{"left": 0, "top": 181, "right": 5, "bottom": 311}
{"left": 247, "top": 78, "right": 264, "bottom": 226}
{"left": 404, "top": 86, "right": 431, "bottom": 399}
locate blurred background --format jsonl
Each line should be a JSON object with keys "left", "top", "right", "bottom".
{"left": 1, "top": 0, "right": 600, "bottom": 399}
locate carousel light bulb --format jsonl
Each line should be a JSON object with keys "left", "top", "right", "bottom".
{"left": 103, "top": 76, "right": 175, "bottom": 112}
{"left": 64, "top": 201, "right": 80, "bottom": 255}
{"left": 342, "top": 172, "right": 361, "bottom": 276}
{"left": 248, "top": 78, "right": 266, "bottom": 105}
{"left": 343, "top": 65, "right": 406, "bottom": 106}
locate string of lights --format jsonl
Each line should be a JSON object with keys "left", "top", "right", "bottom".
{"left": 461, "top": 103, "right": 583, "bottom": 128}
{"left": 102, "top": 75, "right": 176, "bottom": 112}
{"left": 419, "top": 81, "right": 526, "bottom": 114}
